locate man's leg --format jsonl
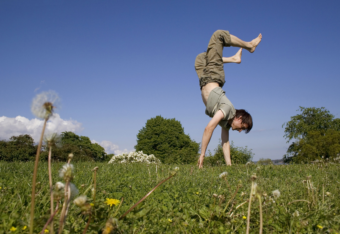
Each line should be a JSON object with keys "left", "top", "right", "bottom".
{"left": 222, "top": 48, "right": 242, "bottom": 64}
{"left": 229, "top": 34, "right": 262, "bottom": 53}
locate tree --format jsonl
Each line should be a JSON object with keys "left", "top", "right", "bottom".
{"left": 0, "top": 135, "right": 37, "bottom": 161}
{"left": 135, "top": 116, "right": 199, "bottom": 164}
{"left": 284, "top": 129, "right": 340, "bottom": 163}
{"left": 205, "top": 140, "right": 254, "bottom": 165}
{"left": 283, "top": 107, "right": 340, "bottom": 163}
{"left": 41, "top": 131, "right": 107, "bottom": 162}
{"left": 257, "top": 158, "right": 273, "bottom": 165}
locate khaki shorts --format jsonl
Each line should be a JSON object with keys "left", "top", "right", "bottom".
{"left": 205, "top": 87, "right": 236, "bottom": 129}
{"left": 195, "top": 30, "right": 231, "bottom": 89}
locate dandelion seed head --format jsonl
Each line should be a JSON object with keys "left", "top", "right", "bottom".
{"left": 74, "top": 195, "right": 87, "bottom": 207}
{"left": 219, "top": 172, "right": 228, "bottom": 179}
{"left": 59, "top": 164, "right": 74, "bottom": 181}
{"left": 272, "top": 189, "right": 280, "bottom": 198}
{"left": 31, "top": 91, "right": 60, "bottom": 119}
{"left": 69, "top": 183, "right": 79, "bottom": 200}
{"left": 44, "top": 132, "right": 62, "bottom": 148}
{"left": 293, "top": 210, "right": 299, "bottom": 217}
{"left": 55, "top": 182, "right": 65, "bottom": 190}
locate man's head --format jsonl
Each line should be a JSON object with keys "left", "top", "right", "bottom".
{"left": 231, "top": 109, "right": 253, "bottom": 133}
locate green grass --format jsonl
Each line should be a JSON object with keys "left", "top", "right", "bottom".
{"left": 0, "top": 161, "right": 339, "bottom": 233}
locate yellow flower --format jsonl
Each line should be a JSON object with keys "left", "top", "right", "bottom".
{"left": 22, "top": 226, "right": 27, "bottom": 230}
{"left": 317, "top": 225, "right": 323, "bottom": 229}
{"left": 196, "top": 192, "right": 199, "bottom": 195}
{"left": 10, "top": 227, "right": 17, "bottom": 232}
{"left": 168, "top": 218, "right": 172, "bottom": 223}
{"left": 90, "top": 203, "right": 94, "bottom": 206}
{"left": 105, "top": 198, "right": 120, "bottom": 207}
{"left": 44, "top": 229, "right": 49, "bottom": 233}
{"left": 243, "top": 216, "right": 247, "bottom": 220}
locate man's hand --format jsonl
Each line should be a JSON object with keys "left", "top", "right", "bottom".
{"left": 197, "top": 155, "right": 205, "bottom": 168}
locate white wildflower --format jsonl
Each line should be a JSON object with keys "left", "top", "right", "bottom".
{"left": 108, "top": 151, "right": 161, "bottom": 164}
{"left": 272, "top": 189, "right": 280, "bottom": 198}
{"left": 326, "top": 192, "right": 331, "bottom": 196}
{"left": 59, "top": 164, "right": 74, "bottom": 181}
{"left": 219, "top": 172, "right": 228, "bottom": 179}
{"left": 174, "top": 167, "right": 179, "bottom": 171}
{"left": 31, "top": 90, "right": 60, "bottom": 119}
{"left": 74, "top": 195, "right": 87, "bottom": 207}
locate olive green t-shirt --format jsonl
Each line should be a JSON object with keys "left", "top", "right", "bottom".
{"left": 205, "top": 87, "right": 235, "bottom": 129}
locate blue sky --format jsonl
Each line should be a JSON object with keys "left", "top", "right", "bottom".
{"left": 1, "top": 0, "right": 340, "bottom": 160}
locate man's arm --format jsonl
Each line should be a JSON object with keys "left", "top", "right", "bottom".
{"left": 198, "top": 110, "right": 224, "bottom": 168}
{"left": 221, "top": 127, "right": 231, "bottom": 166}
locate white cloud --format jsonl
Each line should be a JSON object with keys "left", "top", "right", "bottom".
{"left": 0, "top": 114, "right": 83, "bottom": 142}
{"left": 91, "top": 139, "right": 134, "bottom": 155}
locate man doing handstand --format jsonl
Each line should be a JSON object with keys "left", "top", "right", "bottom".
{"left": 195, "top": 30, "right": 262, "bottom": 168}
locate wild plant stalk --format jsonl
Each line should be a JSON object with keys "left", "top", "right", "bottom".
{"left": 82, "top": 167, "right": 98, "bottom": 234}
{"left": 58, "top": 156, "right": 74, "bottom": 234}
{"left": 119, "top": 173, "right": 175, "bottom": 220}
{"left": 322, "top": 184, "right": 325, "bottom": 204}
{"left": 47, "top": 143, "right": 54, "bottom": 234}
{"left": 41, "top": 203, "right": 60, "bottom": 234}
{"left": 246, "top": 175, "right": 257, "bottom": 234}
{"left": 58, "top": 180, "right": 70, "bottom": 234}
{"left": 29, "top": 117, "right": 48, "bottom": 234}
{"left": 223, "top": 177, "right": 230, "bottom": 189}
{"left": 223, "top": 184, "right": 241, "bottom": 213}
{"left": 257, "top": 194, "right": 263, "bottom": 234}
{"left": 230, "top": 199, "right": 249, "bottom": 217}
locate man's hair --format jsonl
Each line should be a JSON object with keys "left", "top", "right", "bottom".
{"left": 235, "top": 109, "right": 253, "bottom": 134}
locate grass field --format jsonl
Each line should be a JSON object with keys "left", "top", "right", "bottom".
{"left": 0, "top": 161, "right": 339, "bottom": 233}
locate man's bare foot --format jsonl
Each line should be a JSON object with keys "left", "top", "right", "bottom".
{"left": 248, "top": 33, "right": 262, "bottom": 53}
{"left": 233, "top": 48, "right": 242, "bottom": 64}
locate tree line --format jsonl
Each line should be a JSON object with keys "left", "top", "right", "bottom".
{"left": 0, "top": 132, "right": 109, "bottom": 162}
{"left": 0, "top": 115, "right": 254, "bottom": 164}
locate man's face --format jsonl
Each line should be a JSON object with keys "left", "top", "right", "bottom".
{"left": 231, "top": 116, "right": 248, "bottom": 133}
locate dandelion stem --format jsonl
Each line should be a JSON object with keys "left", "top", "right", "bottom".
{"left": 246, "top": 181, "right": 254, "bottom": 234}
{"left": 287, "top": 200, "right": 311, "bottom": 205}
{"left": 29, "top": 117, "right": 48, "bottom": 234}
{"left": 223, "top": 177, "right": 230, "bottom": 189}
{"left": 119, "top": 174, "right": 175, "bottom": 220}
{"left": 82, "top": 215, "right": 91, "bottom": 234}
{"left": 322, "top": 184, "right": 324, "bottom": 204}
{"left": 257, "top": 194, "right": 263, "bottom": 234}
{"left": 58, "top": 180, "right": 70, "bottom": 234}
{"left": 48, "top": 145, "right": 54, "bottom": 234}
{"left": 113, "top": 197, "right": 124, "bottom": 217}
{"left": 223, "top": 185, "right": 240, "bottom": 213}
{"left": 41, "top": 203, "right": 59, "bottom": 234}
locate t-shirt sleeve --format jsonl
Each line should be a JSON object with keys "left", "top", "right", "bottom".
{"left": 219, "top": 104, "right": 234, "bottom": 120}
